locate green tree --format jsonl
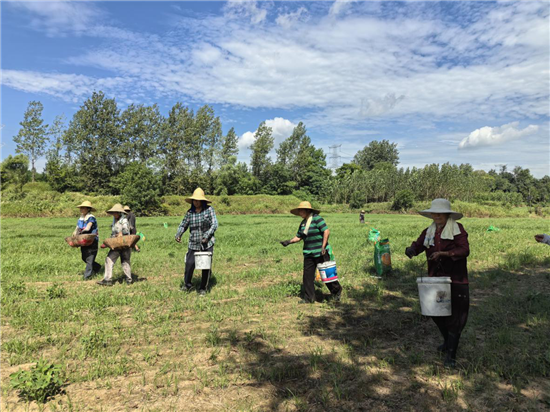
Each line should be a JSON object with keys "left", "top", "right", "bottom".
{"left": 13, "top": 101, "right": 49, "bottom": 182}
{"left": 119, "top": 104, "right": 163, "bottom": 164}
{"left": 220, "top": 127, "right": 239, "bottom": 166}
{"left": 46, "top": 114, "right": 66, "bottom": 162}
{"left": 353, "top": 140, "right": 399, "bottom": 171}
{"left": 250, "top": 121, "right": 274, "bottom": 181}
{"left": 64, "top": 92, "right": 121, "bottom": 193}
{"left": 0, "top": 154, "right": 29, "bottom": 192}
{"left": 111, "top": 162, "right": 162, "bottom": 215}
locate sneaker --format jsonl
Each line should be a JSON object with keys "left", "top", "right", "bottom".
{"left": 198, "top": 289, "right": 207, "bottom": 296}
{"left": 97, "top": 279, "right": 113, "bottom": 287}
{"left": 180, "top": 284, "right": 194, "bottom": 293}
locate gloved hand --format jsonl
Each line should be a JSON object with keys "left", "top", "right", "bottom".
{"left": 405, "top": 247, "right": 415, "bottom": 259}
{"left": 280, "top": 239, "right": 292, "bottom": 247}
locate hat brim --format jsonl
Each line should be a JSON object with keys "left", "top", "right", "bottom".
{"left": 290, "top": 207, "right": 320, "bottom": 216}
{"left": 185, "top": 197, "right": 212, "bottom": 204}
{"left": 77, "top": 205, "right": 95, "bottom": 212}
{"left": 106, "top": 209, "right": 126, "bottom": 214}
{"left": 419, "top": 210, "right": 463, "bottom": 220}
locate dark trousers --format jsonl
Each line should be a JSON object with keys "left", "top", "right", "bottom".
{"left": 81, "top": 242, "right": 101, "bottom": 279}
{"left": 303, "top": 255, "right": 342, "bottom": 302}
{"left": 432, "top": 284, "right": 469, "bottom": 358}
{"left": 184, "top": 246, "right": 214, "bottom": 291}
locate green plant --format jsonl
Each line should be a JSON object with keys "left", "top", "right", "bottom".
{"left": 81, "top": 330, "right": 108, "bottom": 355}
{"left": 10, "top": 359, "right": 65, "bottom": 403}
{"left": 391, "top": 190, "right": 414, "bottom": 211}
{"left": 349, "top": 191, "right": 365, "bottom": 209}
{"left": 46, "top": 283, "right": 66, "bottom": 299}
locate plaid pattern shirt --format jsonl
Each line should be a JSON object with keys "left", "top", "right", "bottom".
{"left": 175, "top": 206, "right": 218, "bottom": 251}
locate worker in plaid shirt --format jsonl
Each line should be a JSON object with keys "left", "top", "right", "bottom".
{"left": 175, "top": 188, "right": 218, "bottom": 295}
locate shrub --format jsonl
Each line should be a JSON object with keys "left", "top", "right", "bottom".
{"left": 391, "top": 190, "right": 414, "bottom": 211}
{"left": 349, "top": 191, "right": 365, "bottom": 209}
{"left": 221, "top": 195, "right": 231, "bottom": 206}
{"left": 10, "top": 359, "right": 65, "bottom": 403}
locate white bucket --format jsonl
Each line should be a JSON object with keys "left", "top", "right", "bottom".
{"left": 195, "top": 251, "right": 212, "bottom": 270}
{"left": 416, "top": 277, "right": 452, "bottom": 316}
{"left": 317, "top": 261, "right": 338, "bottom": 283}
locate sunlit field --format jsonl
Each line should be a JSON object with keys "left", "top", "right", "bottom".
{"left": 1, "top": 214, "right": 549, "bottom": 411}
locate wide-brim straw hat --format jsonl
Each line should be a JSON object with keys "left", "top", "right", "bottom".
{"left": 419, "top": 198, "right": 463, "bottom": 220}
{"left": 291, "top": 201, "right": 320, "bottom": 216}
{"left": 123, "top": 205, "right": 131, "bottom": 212}
{"left": 106, "top": 203, "right": 127, "bottom": 214}
{"left": 185, "top": 188, "right": 212, "bottom": 204}
{"left": 76, "top": 201, "right": 95, "bottom": 212}
{"left": 361, "top": 210, "right": 365, "bottom": 213}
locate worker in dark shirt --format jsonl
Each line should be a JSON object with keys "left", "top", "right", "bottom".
{"left": 405, "top": 199, "right": 470, "bottom": 368}
{"left": 124, "top": 205, "right": 140, "bottom": 252}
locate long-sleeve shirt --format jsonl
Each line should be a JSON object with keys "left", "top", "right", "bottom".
{"left": 408, "top": 222, "right": 470, "bottom": 284}
{"left": 76, "top": 213, "right": 99, "bottom": 242}
{"left": 111, "top": 216, "right": 130, "bottom": 237}
{"left": 541, "top": 234, "right": 550, "bottom": 245}
{"left": 175, "top": 206, "right": 218, "bottom": 251}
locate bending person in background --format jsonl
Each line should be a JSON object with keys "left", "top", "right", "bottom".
{"left": 405, "top": 199, "right": 469, "bottom": 368}
{"left": 175, "top": 188, "right": 218, "bottom": 296}
{"left": 124, "top": 205, "right": 140, "bottom": 252}
{"left": 280, "top": 201, "right": 342, "bottom": 304}
{"left": 535, "top": 234, "right": 550, "bottom": 245}
{"left": 97, "top": 204, "right": 132, "bottom": 286}
{"left": 74, "top": 201, "right": 101, "bottom": 280}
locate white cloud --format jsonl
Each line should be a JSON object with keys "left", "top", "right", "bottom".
{"left": 458, "top": 122, "right": 540, "bottom": 149}
{"left": 329, "top": 0, "right": 356, "bottom": 17}
{"left": 239, "top": 117, "right": 298, "bottom": 149}
{"left": 8, "top": 1, "right": 104, "bottom": 37}
{"left": 224, "top": 0, "right": 268, "bottom": 25}
{"left": 276, "top": 7, "right": 308, "bottom": 29}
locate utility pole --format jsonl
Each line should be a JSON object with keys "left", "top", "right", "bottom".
{"left": 328, "top": 144, "right": 341, "bottom": 170}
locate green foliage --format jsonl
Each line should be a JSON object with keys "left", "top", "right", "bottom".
{"left": 13, "top": 101, "right": 49, "bottom": 182}
{"left": 44, "top": 159, "right": 82, "bottom": 192}
{"left": 391, "top": 190, "right": 414, "bottom": 211}
{"left": 10, "top": 359, "right": 65, "bottom": 403}
{"left": 219, "top": 127, "right": 239, "bottom": 166}
{"left": 46, "top": 283, "right": 67, "bottom": 299}
{"left": 250, "top": 121, "right": 274, "bottom": 181}
{"left": 1, "top": 154, "right": 29, "bottom": 192}
{"left": 349, "top": 191, "right": 365, "bottom": 209}
{"left": 111, "top": 162, "right": 162, "bottom": 216}
{"left": 81, "top": 330, "right": 108, "bottom": 356}
{"left": 353, "top": 140, "right": 399, "bottom": 171}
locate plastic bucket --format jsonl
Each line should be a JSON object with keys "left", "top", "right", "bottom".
{"left": 416, "top": 277, "right": 452, "bottom": 316}
{"left": 317, "top": 261, "right": 338, "bottom": 283}
{"left": 195, "top": 251, "right": 212, "bottom": 270}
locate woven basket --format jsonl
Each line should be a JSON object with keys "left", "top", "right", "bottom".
{"left": 103, "top": 235, "right": 140, "bottom": 250}
{"left": 65, "top": 234, "right": 97, "bottom": 248}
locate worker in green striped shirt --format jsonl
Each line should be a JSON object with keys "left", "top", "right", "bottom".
{"left": 280, "top": 201, "right": 343, "bottom": 303}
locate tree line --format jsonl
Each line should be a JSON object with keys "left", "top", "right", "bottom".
{"left": 2, "top": 92, "right": 549, "bottom": 214}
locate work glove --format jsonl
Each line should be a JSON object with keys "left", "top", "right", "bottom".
{"left": 405, "top": 247, "right": 415, "bottom": 259}
{"left": 280, "top": 239, "right": 292, "bottom": 247}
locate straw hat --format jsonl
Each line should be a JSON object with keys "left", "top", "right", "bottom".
{"left": 361, "top": 210, "right": 365, "bottom": 213}
{"left": 185, "top": 188, "right": 211, "bottom": 204}
{"left": 76, "top": 201, "right": 95, "bottom": 211}
{"left": 290, "top": 201, "right": 320, "bottom": 216}
{"left": 123, "top": 205, "right": 131, "bottom": 212}
{"left": 419, "top": 199, "right": 463, "bottom": 220}
{"left": 106, "top": 203, "right": 127, "bottom": 214}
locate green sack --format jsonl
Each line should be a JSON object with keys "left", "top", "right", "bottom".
{"left": 487, "top": 225, "right": 500, "bottom": 232}
{"left": 137, "top": 232, "right": 146, "bottom": 242}
{"left": 368, "top": 228, "right": 381, "bottom": 243}
{"left": 374, "top": 238, "right": 392, "bottom": 276}
{"left": 163, "top": 223, "right": 168, "bottom": 229}
{"left": 326, "top": 244, "right": 335, "bottom": 261}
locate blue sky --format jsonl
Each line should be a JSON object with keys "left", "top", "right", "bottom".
{"left": 1, "top": 0, "right": 549, "bottom": 176}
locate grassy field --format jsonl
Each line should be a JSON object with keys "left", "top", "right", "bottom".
{"left": 1, "top": 214, "right": 549, "bottom": 411}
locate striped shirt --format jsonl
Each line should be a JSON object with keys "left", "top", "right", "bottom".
{"left": 175, "top": 206, "right": 219, "bottom": 251}
{"left": 297, "top": 214, "right": 329, "bottom": 257}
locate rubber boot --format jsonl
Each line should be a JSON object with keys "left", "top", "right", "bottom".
{"left": 444, "top": 333, "right": 460, "bottom": 368}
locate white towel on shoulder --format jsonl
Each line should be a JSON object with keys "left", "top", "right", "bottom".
{"left": 423, "top": 218, "right": 461, "bottom": 248}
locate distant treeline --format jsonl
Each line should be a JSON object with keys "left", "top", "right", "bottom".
{"left": 2, "top": 91, "right": 549, "bottom": 215}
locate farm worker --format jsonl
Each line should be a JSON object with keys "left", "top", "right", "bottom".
{"left": 280, "top": 201, "right": 343, "bottom": 303}
{"left": 124, "top": 205, "right": 140, "bottom": 252}
{"left": 359, "top": 210, "right": 366, "bottom": 224}
{"left": 534, "top": 234, "right": 550, "bottom": 245}
{"left": 405, "top": 199, "right": 470, "bottom": 368}
{"left": 175, "top": 188, "right": 218, "bottom": 296}
{"left": 73, "top": 201, "right": 101, "bottom": 280}
{"left": 97, "top": 204, "right": 132, "bottom": 287}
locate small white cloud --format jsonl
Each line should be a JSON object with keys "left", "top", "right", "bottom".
{"left": 224, "top": 0, "right": 267, "bottom": 25}
{"left": 458, "top": 122, "right": 539, "bottom": 149}
{"left": 276, "top": 7, "right": 308, "bottom": 29}
{"left": 329, "top": 0, "right": 356, "bottom": 17}
{"left": 238, "top": 117, "right": 298, "bottom": 149}
{"left": 359, "top": 93, "right": 406, "bottom": 117}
